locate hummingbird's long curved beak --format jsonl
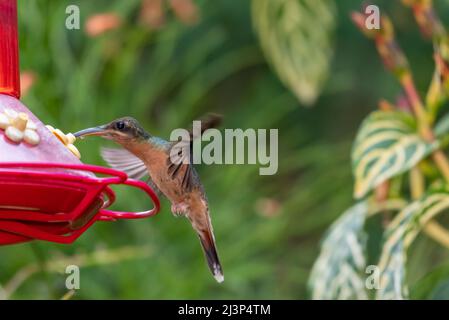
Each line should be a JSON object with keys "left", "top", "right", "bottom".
{"left": 74, "top": 125, "right": 108, "bottom": 138}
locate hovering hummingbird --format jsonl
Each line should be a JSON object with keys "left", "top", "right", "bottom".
{"left": 74, "top": 115, "right": 224, "bottom": 283}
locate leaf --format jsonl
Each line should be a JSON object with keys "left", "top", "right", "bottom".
{"left": 352, "top": 110, "right": 438, "bottom": 199}
{"left": 377, "top": 191, "right": 449, "bottom": 299}
{"left": 434, "top": 112, "right": 449, "bottom": 137}
{"left": 411, "top": 262, "right": 449, "bottom": 299}
{"left": 429, "top": 280, "right": 449, "bottom": 299}
{"left": 309, "top": 202, "right": 369, "bottom": 299}
{"left": 251, "top": 0, "right": 336, "bottom": 106}
{"left": 426, "top": 69, "right": 446, "bottom": 119}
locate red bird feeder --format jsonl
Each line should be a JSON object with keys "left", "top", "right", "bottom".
{"left": 0, "top": 0, "right": 160, "bottom": 245}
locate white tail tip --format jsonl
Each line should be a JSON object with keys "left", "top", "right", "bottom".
{"left": 214, "top": 273, "right": 224, "bottom": 283}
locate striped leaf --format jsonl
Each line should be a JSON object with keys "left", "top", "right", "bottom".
{"left": 251, "top": 0, "right": 336, "bottom": 106}
{"left": 309, "top": 202, "right": 369, "bottom": 299}
{"left": 377, "top": 191, "right": 449, "bottom": 299}
{"left": 352, "top": 110, "right": 438, "bottom": 199}
{"left": 435, "top": 112, "right": 449, "bottom": 137}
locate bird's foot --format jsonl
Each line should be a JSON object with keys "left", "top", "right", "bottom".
{"left": 171, "top": 202, "right": 189, "bottom": 217}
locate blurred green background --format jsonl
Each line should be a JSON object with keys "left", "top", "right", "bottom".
{"left": 2, "top": 0, "right": 449, "bottom": 299}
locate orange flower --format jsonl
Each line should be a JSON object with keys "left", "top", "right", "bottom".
{"left": 169, "top": 0, "right": 199, "bottom": 25}
{"left": 255, "top": 198, "right": 282, "bottom": 218}
{"left": 139, "top": 0, "right": 165, "bottom": 29}
{"left": 85, "top": 13, "right": 122, "bottom": 37}
{"left": 139, "top": 0, "right": 200, "bottom": 29}
{"left": 20, "top": 71, "right": 37, "bottom": 97}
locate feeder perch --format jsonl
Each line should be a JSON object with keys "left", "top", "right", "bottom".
{"left": 0, "top": 0, "right": 160, "bottom": 245}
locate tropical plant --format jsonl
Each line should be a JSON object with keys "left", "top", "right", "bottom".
{"left": 310, "top": 0, "right": 449, "bottom": 300}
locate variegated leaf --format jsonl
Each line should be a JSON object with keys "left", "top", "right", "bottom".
{"left": 377, "top": 191, "right": 449, "bottom": 299}
{"left": 309, "top": 202, "right": 369, "bottom": 300}
{"left": 352, "top": 110, "right": 438, "bottom": 199}
{"left": 252, "top": 0, "right": 336, "bottom": 106}
{"left": 435, "top": 113, "right": 449, "bottom": 138}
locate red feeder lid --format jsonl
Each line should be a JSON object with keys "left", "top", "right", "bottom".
{"left": 0, "top": 0, "right": 160, "bottom": 245}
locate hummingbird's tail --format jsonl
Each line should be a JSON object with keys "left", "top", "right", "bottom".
{"left": 198, "top": 229, "right": 224, "bottom": 283}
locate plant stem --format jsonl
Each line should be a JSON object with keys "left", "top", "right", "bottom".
{"left": 2, "top": 245, "right": 153, "bottom": 299}
{"left": 431, "top": 150, "right": 449, "bottom": 181}
{"left": 401, "top": 72, "right": 428, "bottom": 131}
{"left": 423, "top": 220, "right": 449, "bottom": 249}
{"left": 367, "top": 198, "right": 407, "bottom": 217}
{"left": 61, "top": 290, "right": 76, "bottom": 300}
{"left": 400, "top": 72, "right": 449, "bottom": 181}
{"left": 375, "top": 180, "right": 392, "bottom": 225}
{"left": 410, "top": 167, "right": 425, "bottom": 199}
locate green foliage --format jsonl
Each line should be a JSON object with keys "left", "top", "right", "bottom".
{"left": 5, "top": 0, "right": 449, "bottom": 300}
{"left": 352, "top": 110, "right": 438, "bottom": 199}
{"left": 251, "top": 0, "right": 336, "bottom": 106}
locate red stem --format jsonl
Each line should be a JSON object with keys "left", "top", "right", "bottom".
{"left": 0, "top": 0, "right": 20, "bottom": 98}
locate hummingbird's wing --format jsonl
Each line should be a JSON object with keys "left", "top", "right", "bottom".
{"left": 100, "top": 147, "right": 161, "bottom": 196}
{"left": 167, "top": 138, "right": 194, "bottom": 192}
{"left": 166, "top": 113, "right": 222, "bottom": 192}
{"left": 101, "top": 147, "right": 148, "bottom": 180}
{"left": 188, "top": 113, "right": 222, "bottom": 140}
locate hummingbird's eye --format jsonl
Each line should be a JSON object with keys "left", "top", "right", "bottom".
{"left": 115, "top": 121, "right": 126, "bottom": 131}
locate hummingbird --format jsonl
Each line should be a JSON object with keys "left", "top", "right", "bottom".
{"left": 74, "top": 115, "right": 224, "bottom": 283}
